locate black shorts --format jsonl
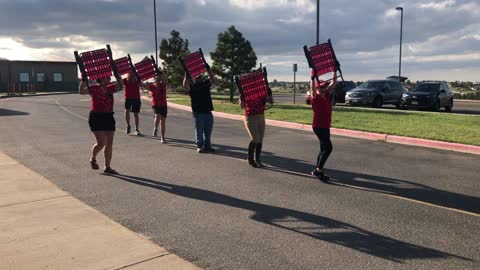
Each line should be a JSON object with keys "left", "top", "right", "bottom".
{"left": 89, "top": 112, "right": 116, "bottom": 132}
{"left": 152, "top": 106, "right": 168, "bottom": 118}
{"left": 125, "top": 99, "right": 141, "bottom": 113}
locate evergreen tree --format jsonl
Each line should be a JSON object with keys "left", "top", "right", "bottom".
{"left": 211, "top": 26, "right": 257, "bottom": 102}
{"left": 159, "top": 30, "right": 190, "bottom": 88}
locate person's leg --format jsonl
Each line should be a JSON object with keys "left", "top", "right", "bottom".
{"left": 203, "top": 112, "right": 214, "bottom": 150}
{"left": 312, "top": 128, "right": 332, "bottom": 182}
{"left": 104, "top": 131, "right": 116, "bottom": 172}
{"left": 315, "top": 128, "right": 332, "bottom": 170}
{"left": 254, "top": 114, "right": 266, "bottom": 167}
{"left": 244, "top": 116, "right": 258, "bottom": 167}
{"left": 91, "top": 131, "right": 106, "bottom": 169}
{"left": 160, "top": 116, "right": 166, "bottom": 140}
{"left": 193, "top": 113, "right": 205, "bottom": 150}
{"left": 134, "top": 112, "right": 140, "bottom": 131}
{"left": 124, "top": 109, "right": 131, "bottom": 133}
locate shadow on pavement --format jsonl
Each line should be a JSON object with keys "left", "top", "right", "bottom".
{"left": 140, "top": 138, "right": 480, "bottom": 215}
{"left": 0, "top": 108, "right": 29, "bottom": 117}
{"left": 107, "top": 174, "right": 470, "bottom": 263}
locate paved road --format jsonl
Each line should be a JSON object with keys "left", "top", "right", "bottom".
{"left": 1, "top": 94, "right": 479, "bottom": 270}
{"left": 274, "top": 93, "right": 480, "bottom": 115}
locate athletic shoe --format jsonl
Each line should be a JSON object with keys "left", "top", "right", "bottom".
{"left": 134, "top": 130, "right": 142, "bottom": 136}
{"left": 197, "top": 148, "right": 206, "bottom": 153}
{"left": 311, "top": 170, "right": 330, "bottom": 183}
{"left": 153, "top": 129, "right": 158, "bottom": 137}
{"left": 126, "top": 125, "right": 131, "bottom": 134}
{"left": 160, "top": 137, "right": 166, "bottom": 144}
{"left": 203, "top": 146, "right": 216, "bottom": 153}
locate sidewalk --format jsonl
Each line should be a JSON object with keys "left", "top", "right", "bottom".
{"left": 0, "top": 152, "right": 200, "bottom": 270}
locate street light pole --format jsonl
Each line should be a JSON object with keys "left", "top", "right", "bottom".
{"left": 154, "top": 0, "right": 158, "bottom": 66}
{"left": 396, "top": 7, "right": 403, "bottom": 82}
{"left": 316, "top": 0, "right": 320, "bottom": 45}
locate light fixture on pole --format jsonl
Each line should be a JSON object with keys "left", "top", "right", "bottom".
{"left": 396, "top": 7, "right": 403, "bottom": 82}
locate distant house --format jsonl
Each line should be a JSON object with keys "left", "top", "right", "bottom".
{"left": 0, "top": 59, "right": 78, "bottom": 93}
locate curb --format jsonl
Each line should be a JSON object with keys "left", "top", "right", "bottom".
{"left": 0, "top": 92, "right": 74, "bottom": 99}
{"left": 143, "top": 96, "right": 480, "bottom": 155}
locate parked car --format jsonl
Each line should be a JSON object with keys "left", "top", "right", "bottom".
{"left": 345, "top": 79, "right": 404, "bottom": 108}
{"left": 304, "top": 80, "right": 356, "bottom": 105}
{"left": 333, "top": 81, "right": 356, "bottom": 104}
{"left": 401, "top": 81, "right": 453, "bottom": 112}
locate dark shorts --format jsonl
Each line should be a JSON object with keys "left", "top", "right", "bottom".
{"left": 152, "top": 106, "right": 168, "bottom": 118}
{"left": 125, "top": 99, "right": 141, "bottom": 113}
{"left": 89, "top": 112, "right": 116, "bottom": 132}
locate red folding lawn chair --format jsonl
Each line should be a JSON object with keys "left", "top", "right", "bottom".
{"left": 74, "top": 45, "right": 119, "bottom": 85}
{"left": 235, "top": 67, "right": 273, "bottom": 113}
{"left": 179, "top": 48, "right": 211, "bottom": 84}
{"left": 133, "top": 55, "right": 162, "bottom": 83}
{"left": 303, "top": 39, "right": 344, "bottom": 84}
{"left": 114, "top": 54, "right": 135, "bottom": 78}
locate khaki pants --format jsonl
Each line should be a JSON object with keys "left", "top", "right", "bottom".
{"left": 244, "top": 114, "right": 265, "bottom": 143}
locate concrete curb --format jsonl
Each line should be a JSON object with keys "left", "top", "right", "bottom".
{"left": 0, "top": 92, "right": 74, "bottom": 99}
{"left": 143, "top": 97, "right": 480, "bottom": 155}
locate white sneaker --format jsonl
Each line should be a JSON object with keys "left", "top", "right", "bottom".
{"left": 134, "top": 130, "right": 142, "bottom": 136}
{"left": 160, "top": 137, "right": 166, "bottom": 144}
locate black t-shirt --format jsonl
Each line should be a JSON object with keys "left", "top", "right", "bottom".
{"left": 189, "top": 79, "right": 214, "bottom": 113}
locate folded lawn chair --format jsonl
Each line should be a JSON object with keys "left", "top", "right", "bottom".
{"left": 133, "top": 56, "right": 162, "bottom": 83}
{"left": 74, "top": 45, "right": 119, "bottom": 84}
{"left": 303, "top": 39, "right": 344, "bottom": 82}
{"left": 114, "top": 54, "right": 135, "bottom": 78}
{"left": 235, "top": 67, "right": 273, "bottom": 113}
{"left": 179, "top": 48, "right": 211, "bottom": 84}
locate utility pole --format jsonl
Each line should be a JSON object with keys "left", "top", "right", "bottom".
{"left": 396, "top": 7, "right": 404, "bottom": 82}
{"left": 154, "top": 0, "right": 158, "bottom": 66}
{"left": 293, "top": 64, "right": 297, "bottom": 104}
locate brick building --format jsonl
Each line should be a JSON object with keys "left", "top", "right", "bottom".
{"left": 0, "top": 59, "right": 78, "bottom": 93}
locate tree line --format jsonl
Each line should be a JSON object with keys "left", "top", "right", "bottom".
{"left": 159, "top": 26, "right": 256, "bottom": 102}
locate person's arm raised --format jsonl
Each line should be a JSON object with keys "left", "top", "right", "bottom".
{"left": 310, "top": 75, "right": 317, "bottom": 100}
{"left": 326, "top": 71, "right": 337, "bottom": 94}
{"left": 79, "top": 80, "right": 89, "bottom": 95}
{"left": 182, "top": 73, "right": 190, "bottom": 93}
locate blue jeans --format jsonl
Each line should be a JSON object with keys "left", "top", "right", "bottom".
{"left": 193, "top": 112, "right": 214, "bottom": 148}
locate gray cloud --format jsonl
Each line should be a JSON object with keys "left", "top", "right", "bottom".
{"left": 0, "top": 0, "right": 478, "bottom": 81}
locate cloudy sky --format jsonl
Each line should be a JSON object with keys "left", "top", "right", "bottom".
{"left": 0, "top": 0, "right": 479, "bottom": 82}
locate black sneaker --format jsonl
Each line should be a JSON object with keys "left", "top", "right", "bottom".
{"left": 311, "top": 170, "right": 330, "bottom": 183}
{"left": 126, "top": 126, "right": 131, "bottom": 134}
{"left": 203, "top": 146, "right": 216, "bottom": 153}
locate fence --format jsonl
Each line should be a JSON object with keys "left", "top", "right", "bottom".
{"left": 0, "top": 81, "right": 78, "bottom": 95}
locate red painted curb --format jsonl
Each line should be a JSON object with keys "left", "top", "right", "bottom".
{"left": 145, "top": 97, "right": 480, "bottom": 155}
{"left": 385, "top": 135, "right": 480, "bottom": 155}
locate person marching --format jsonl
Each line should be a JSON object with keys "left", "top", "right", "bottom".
{"left": 240, "top": 89, "right": 273, "bottom": 168}
{"left": 148, "top": 74, "right": 168, "bottom": 142}
{"left": 124, "top": 72, "right": 142, "bottom": 135}
{"left": 182, "top": 71, "right": 216, "bottom": 153}
{"left": 79, "top": 75, "right": 124, "bottom": 174}
{"left": 310, "top": 70, "right": 337, "bottom": 183}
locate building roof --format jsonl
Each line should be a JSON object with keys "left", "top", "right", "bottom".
{"left": 0, "top": 51, "right": 74, "bottom": 63}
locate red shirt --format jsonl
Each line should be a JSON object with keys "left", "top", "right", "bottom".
{"left": 89, "top": 84, "right": 116, "bottom": 113}
{"left": 244, "top": 99, "right": 266, "bottom": 116}
{"left": 124, "top": 78, "right": 140, "bottom": 99}
{"left": 311, "top": 92, "right": 332, "bottom": 128}
{"left": 149, "top": 82, "right": 167, "bottom": 107}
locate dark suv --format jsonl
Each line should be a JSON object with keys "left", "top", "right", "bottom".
{"left": 345, "top": 80, "right": 404, "bottom": 108}
{"left": 401, "top": 81, "right": 453, "bottom": 112}
{"left": 333, "top": 81, "right": 357, "bottom": 104}
{"left": 305, "top": 80, "right": 356, "bottom": 105}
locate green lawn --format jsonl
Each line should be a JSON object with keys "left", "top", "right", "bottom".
{"left": 167, "top": 94, "right": 480, "bottom": 146}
